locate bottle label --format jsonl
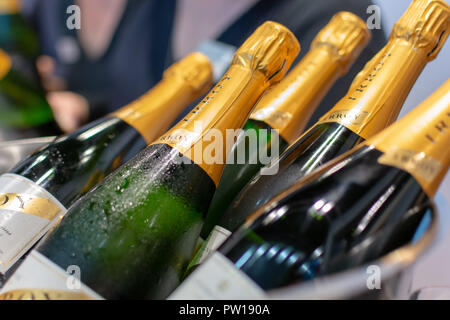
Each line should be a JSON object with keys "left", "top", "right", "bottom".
{"left": 0, "top": 251, "right": 102, "bottom": 300}
{"left": 0, "top": 174, "right": 66, "bottom": 274}
{"left": 197, "top": 225, "right": 231, "bottom": 264}
{"left": 168, "top": 252, "right": 267, "bottom": 300}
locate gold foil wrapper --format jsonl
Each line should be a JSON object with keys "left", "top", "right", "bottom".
{"left": 250, "top": 12, "right": 369, "bottom": 143}
{"left": 152, "top": 21, "right": 300, "bottom": 185}
{"left": 314, "top": 1, "right": 449, "bottom": 141}
{"left": 0, "top": 49, "right": 12, "bottom": 80}
{"left": 232, "top": 21, "right": 300, "bottom": 85}
{"left": 368, "top": 79, "right": 450, "bottom": 197}
{"left": 311, "top": 11, "right": 371, "bottom": 73}
{"left": 112, "top": 52, "right": 213, "bottom": 144}
{"left": 163, "top": 52, "right": 213, "bottom": 98}
{"left": 0, "top": 0, "right": 20, "bottom": 13}
{"left": 392, "top": 0, "right": 449, "bottom": 60}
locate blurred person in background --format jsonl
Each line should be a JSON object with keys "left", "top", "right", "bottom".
{"left": 24, "top": 0, "right": 386, "bottom": 133}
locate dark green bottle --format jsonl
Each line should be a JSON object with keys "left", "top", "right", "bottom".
{"left": 198, "top": 0, "right": 449, "bottom": 265}
{"left": 200, "top": 10, "right": 371, "bottom": 241}
{"left": 0, "top": 52, "right": 213, "bottom": 279}
{"left": 0, "top": 21, "right": 300, "bottom": 300}
{"left": 169, "top": 78, "right": 450, "bottom": 299}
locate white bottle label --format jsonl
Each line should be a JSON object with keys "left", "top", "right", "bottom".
{"left": 0, "top": 251, "right": 102, "bottom": 300}
{"left": 197, "top": 225, "right": 231, "bottom": 264}
{"left": 0, "top": 174, "right": 66, "bottom": 274}
{"left": 169, "top": 252, "right": 267, "bottom": 300}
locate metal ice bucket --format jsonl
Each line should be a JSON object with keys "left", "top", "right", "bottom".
{"left": 0, "top": 136, "right": 56, "bottom": 174}
{"left": 267, "top": 203, "right": 438, "bottom": 300}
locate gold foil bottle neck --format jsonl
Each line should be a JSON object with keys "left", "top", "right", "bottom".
{"left": 231, "top": 21, "right": 300, "bottom": 85}
{"left": 311, "top": 11, "right": 371, "bottom": 73}
{"left": 392, "top": 0, "right": 449, "bottom": 60}
{"left": 163, "top": 52, "right": 213, "bottom": 98}
{"left": 0, "top": 0, "right": 20, "bottom": 13}
{"left": 0, "top": 49, "right": 12, "bottom": 79}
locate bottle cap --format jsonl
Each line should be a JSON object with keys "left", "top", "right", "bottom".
{"left": 0, "top": 49, "right": 12, "bottom": 79}
{"left": 392, "top": 0, "right": 449, "bottom": 60}
{"left": 232, "top": 21, "right": 300, "bottom": 85}
{"left": 311, "top": 11, "right": 371, "bottom": 73}
{"left": 163, "top": 52, "right": 213, "bottom": 98}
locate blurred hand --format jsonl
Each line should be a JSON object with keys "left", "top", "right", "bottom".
{"left": 46, "top": 91, "right": 89, "bottom": 134}
{"left": 36, "top": 55, "right": 89, "bottom": 133}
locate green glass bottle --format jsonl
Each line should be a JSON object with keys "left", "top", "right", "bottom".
{"left": 0, "top": 21, "right": 300, "bottom": 300}
{"left": 200, "top": 11, "right": 371, "bottom": 243}
{"left": 0, "top": 52, "right": 213, "bottom": 280}
{"left": 169, "top": 78, "right": 450, "bottom": 300}
{"left": 198, "top": 0, "right": 449, "bottom": 265}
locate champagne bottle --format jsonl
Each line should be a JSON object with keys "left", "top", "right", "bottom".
{"left": 170, "top": 78, "right": 450, "bottom": 300}
{"left": 200, "top": 11, "right": 371, "bottom": 246}
{"left": 0, "top": 52, "right": 213, "bottom": 276}
{"left": 203, "top": 0, "right": 449, "bottom": 262}
{"left": 0, "top": 48, "right": 53, "bottom": 128}
{"left": 0, "top": 21, "right": 300, "bottom": 300}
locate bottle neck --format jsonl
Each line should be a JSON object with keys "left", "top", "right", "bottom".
{"left": 250, "top": 45, "right": 342, "bottom": 144}
{"left": 316, "top": 38, "right": 428, "bottom": 140}
{"left": 111, "top": 76, "right": 197, "bottom": 145}
{"left": 152, "top": 64, "right": 267, "bottom": 186}
{"left": 368, "top": 81, "right": 450, "bottom": 197}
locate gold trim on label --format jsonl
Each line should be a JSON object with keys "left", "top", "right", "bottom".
{"left": 0, "top": 193, "right": 62, "bottom": 220}
{"left": 378, "top": 148, "right": 442, "bottom": 184}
